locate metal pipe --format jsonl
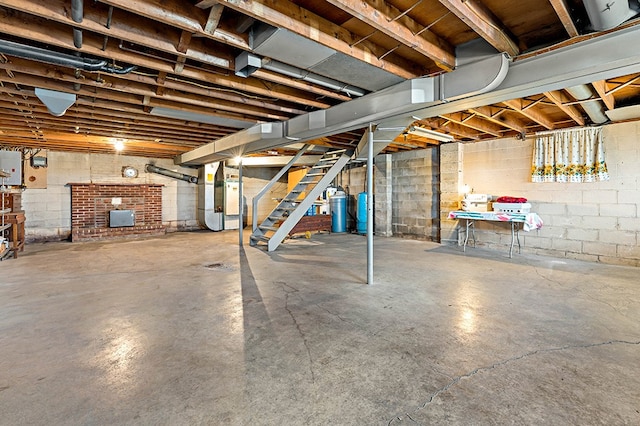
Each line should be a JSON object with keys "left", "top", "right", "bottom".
{"left": 145, "top": 164, "right": 198, "bottom": 184}
{"left": 366, "top": 123, "right": 374, "bottom": 285}
{"left": 565, "top": 85, "right": 608, "bottom": 124}
{"left": 73, "top": 28, "right": 83, "bottom": 49}
{"left": 0, "top": 39, "right": 106, "bottom": 70}
{"left": 71, "top": 0, "right": 83, "bottom": 48}
{"left": 261, "top": 58, "right": 367, "bottom": 97}
{"left": 102, "top": 64, "right": 138, "bottom": 74}
{"left": 71, "top": 0, "right": 83, "bottom": 23}
{"left": 0, "top": 38, "right": 136, "bottom": 74}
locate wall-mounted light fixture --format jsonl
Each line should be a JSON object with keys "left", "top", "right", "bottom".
{"left": 407, "top": 126, "right": 455, "bottom": 142}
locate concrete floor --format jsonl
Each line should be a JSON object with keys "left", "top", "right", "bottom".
{"left": 1, "top": 231, "right": 639, "bottom": 425}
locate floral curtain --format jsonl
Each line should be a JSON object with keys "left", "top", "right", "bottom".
{"left": 531, "top": 126, "right": 609, "bottom": 183}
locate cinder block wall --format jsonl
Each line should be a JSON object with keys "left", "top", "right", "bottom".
{"left": 390, "top": 148, "right": 440, "bottom": 240}
{"left": 461, "top": 121, "right": 640, "bottom": 266}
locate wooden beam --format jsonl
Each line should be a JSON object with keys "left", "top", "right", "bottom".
{"left": 156, "top": 71, "right": 167, "bottom": 96}
{"left": 0, "top": 0, "right": 236, "bottom": 67}
{"left": 176, "top": 30, "right": 193, "bottom": 54}
{"left": 423, "top": 118, "right": 482, "bottom": 140}
{"left": 216, "top": 0, "right": 428, "bottom": 79}
{"left": 0, "top": 60, "right": 295, "bottom": 120}
{"left": 591, "top": 80, "right": 615, "bottom": 110}
{"left": 204, "top": 3, "right": 224, "bottom": 34}
{"left": 324, "top": 0, "right": 455, "bottom": 70}
{"left": 548, "top": 0, "right": 579, "bottom": 38}
{"left": 544, "top": 90, "right": 585, "bottom": 125}
{"left": 0, "top": 10, "right": 348, "bottom": 108}
{"left": 438, "top": 112, "right": 503, "bottom": 137}
{"left": 438, "top": 0, "right": 519, "bottom": 57}
{"left": 196, "top": 0, "right": 219, "bottom": 9}
{"left": 0, "top": 11, "right": 339, "bottom": 107}
{"left": 0, "top": 56, "right": 310, "bottom": 116}
{"left": 468, "top": 106, "right": 527, "bottom": 134}
{"left": 0, "top": 71, "right": 271, "bottom": 124}
{"left": 503, "top": 99, "right": 555, "bottom": 130}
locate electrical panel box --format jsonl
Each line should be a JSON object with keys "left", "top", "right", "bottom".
{"left": 0, "top": 151, "right": 22, "bottom": 186}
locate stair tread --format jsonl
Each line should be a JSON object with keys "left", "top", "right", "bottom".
{"left": 259, "top": 225, "right": 279, "bottom": 231}
{"left": 250, "top": 235, "right": 270, "bottom": 242}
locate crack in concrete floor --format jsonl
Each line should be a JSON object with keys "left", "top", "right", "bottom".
{"left": 387, "top": 339, "right": 640, "bottom": 425}
{"left": 281, "top": 284, "right": 316, "bottom": 384}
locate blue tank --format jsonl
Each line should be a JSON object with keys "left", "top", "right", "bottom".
{"left": 330, "top": 192, "right": 346, "bottom": 233}
{"left": 356, "top": 192, "right": 367, "bottom": 234}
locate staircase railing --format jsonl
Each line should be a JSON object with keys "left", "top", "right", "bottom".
{"left": 251, "top": 144, "right": 311, "bottom": 232}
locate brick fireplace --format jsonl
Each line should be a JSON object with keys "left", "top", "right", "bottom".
{"left": 69, "top": 183, "right": 165, "bottom": 242}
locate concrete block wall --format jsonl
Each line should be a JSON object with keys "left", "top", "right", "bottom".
{"left": 440, "top": 143, "right": 463, "bottom": 244}
{"left": 390, "top": 148, "right": 440, "bottom": 241}
{"left": 460, "top": 121, "right": 640, "bottom": 266}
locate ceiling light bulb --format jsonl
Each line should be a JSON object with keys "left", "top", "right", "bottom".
{"left": 114, "top": 140, "right": 124, "bottom": 151}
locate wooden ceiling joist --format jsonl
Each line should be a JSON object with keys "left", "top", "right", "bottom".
{"left": 324, "top": 0, "right": 455, "bottom": 70}
{"left": 438, "top": 0, "right": 519, "bottom": 56}
{"left": 548, "top": 0, "right": 580, "bottom": 38}
{"left": 438, "top": 112, "right": 503, "bottom": 137}
{"left": 544, "top": 90, "right": 585, "bottom": 125}
{"left": 0, "top": 10, "right": 348, "bottom": 107}
{"left": 591, "top": 80, "right": 615, "bottom": 110}
{"left": 468, "top": 106, "right": 527, "bottom": 134}
{"left": 503, "top": 99, "right": 555, "bottom": 130}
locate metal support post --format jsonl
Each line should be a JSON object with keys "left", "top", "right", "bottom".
{"left": 367, "top": 123, "right": 374, "bottom": 285}
{"left": 238, "top": 157, "right": 243, "bottom": 246}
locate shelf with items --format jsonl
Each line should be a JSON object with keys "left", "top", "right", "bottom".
{"left": 1, "top": 169, "right": 10, "bottom": 259}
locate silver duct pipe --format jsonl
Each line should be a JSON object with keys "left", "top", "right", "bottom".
{"left": 235, "top": 51, "right": 367, "bottom": 97}
{"left": 72, "top": 0, "right": 83, "bottom": 49}
{"left": 145, "top": 164, "right": 198, "bottom": 184}
{"left": 0, "top": 39, "right": 137, "bottom": 74}
{"left": 261, "top": 58, "right": 367, "bottom": 97}
{"left": 565, "top": 84, "right": 608, "bottom": 124}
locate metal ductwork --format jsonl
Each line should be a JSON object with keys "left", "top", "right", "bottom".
{"left": 262, "top": 58, "right": 367, "bottom": 97}
{"left": 565, "top": 84, "right": 609, "bottom": 124}
{"left": 145, "top": 164, "right": 198, "bottom": 184}
{"left": 71, "top": 0, "right": 83, "bottom": 49}
{"left": 35, "top": 88, "right": 76, "bottom": 116}
{"left": 583, "top": 0, "right": 639, "bottom": 31}
{"left": 235, "top": 52, "right": 367, "bottom": 97}
{"left": 0, "top": 39, "right": 137, "bottom": 75}
{"left": 179, "top": 43, "right": 510, "bottom": 165}
{"left": 248, "top": 23, "right": 404, "bottom": 92}
{"left": 177, "top": 24, "right": 640, "bottom": 166}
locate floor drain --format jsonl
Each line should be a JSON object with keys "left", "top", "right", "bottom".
{"left": 204, "top": 262, "right": 233, "bottom": 271}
